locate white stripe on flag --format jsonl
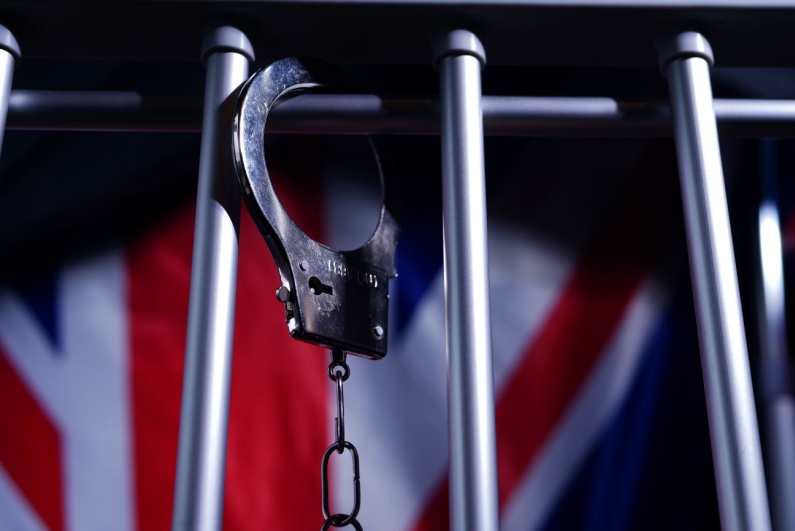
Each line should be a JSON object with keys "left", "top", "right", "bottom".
{"left": 342, "top": 274, "right": 449, "bottom": 531}
{"left": 0, "top": 251, "right": 134, "bottom": 531}
{"left": 502, "top": 272, "right": 672, "bottom": 531}
{"left": 323, "top": 139, "right": 643, "bottom": 530}
{"left": 488, "top": 221, "right": 581, "bottom": 391}
{"left": 0, "top": 464, "right": 47, "bottom": 531}
{"left": 338, "top": 225, "right": 584, "bottom": 530}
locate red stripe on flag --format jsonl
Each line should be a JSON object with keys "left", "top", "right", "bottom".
{"left": 414, "top": 145, "right": 673, "bottom": 530}
{"left": 128, "top": 136, "right": 329, "bottom": 530}
{"left": 495, "top": 198, "right": 653, "bottom": 503}
{"left": 0, "top": 346, "right": 65, "bottom": 531}
{"left": 128, "top": 201, "right": 195, "bottom": 531}
{"left": 222, "top": 146, "right": 328, "bottom": 530}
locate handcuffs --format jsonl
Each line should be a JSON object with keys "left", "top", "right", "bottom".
{"left": 232, "top": 57, "right": 399, "bottom": 359}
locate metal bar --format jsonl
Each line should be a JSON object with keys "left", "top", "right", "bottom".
{"left": 7, "top": 90, "right": 203, "bottom": 132}
{"left": 0, "top": 25, "right": 19, "bottom": 158}
{"left": 172, "top": 25, "right": 253, "bottom": 531}
{"left": 756, "top": 139, "right": 795, "bottom": 531}
{"left": 658, "top": 30, "right": 771, "bottom": 531}
{"left": 11, "top": 91, "right": 795, "bottom": 137}
{"left": 434, "top": 30, "right": 499, "bottom": 531}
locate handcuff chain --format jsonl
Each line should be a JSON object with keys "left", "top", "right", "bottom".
{"left": 321, "top": 348, "right": 362, "bottom": 530}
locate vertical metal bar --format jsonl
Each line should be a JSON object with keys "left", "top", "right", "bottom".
{"left": 657, "top": 31, "right": 771, "bottom": 531}
{"left": 756, "top": 140, "right": 795, "bottom": 531}
{"left": 172, "top": 25, "right": 253, "bottom": 531}
{"left": 0, "top": 25, "right": 19, "bottom": 160}
{"left": 433, "top": 29, "right": 499, "bottom": 531}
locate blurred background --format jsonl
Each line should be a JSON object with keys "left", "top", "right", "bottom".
{"left": 0, "top": 48, "right": 793, "bottom": 530}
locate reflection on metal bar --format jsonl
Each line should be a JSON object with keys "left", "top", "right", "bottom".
{"left": 659, "top": 30, "right": 771, "bottom": 531}
{"left": 7, "top": 90, "right": 203, "bottom": 132}
{"left": 0, "top": 25, "right": 19, "bottom": 158}
{"left": 756, "top": 139, "right": 795, "bottom": 531}
{"left": 434, "top": 30, "right": 499, "bottom": 531}
{"left": 10, "top": 91, "right": 795, "bottom": 137}
{"left": 172, "top": 25, "right": 253, "bottom": 531}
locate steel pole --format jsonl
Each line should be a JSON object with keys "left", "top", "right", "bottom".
{"left": 13, "top": 92, "right": 795, "bottom": 137}
{"left": 172, "top": 25, "right": 253, "bottom": 531}
{"left": 433, "top": 30, "right": 499, "bottom": 531}
{"left": 657, "top": 31, "right": 771, "bottom": 531}
{"left": 0, "top": 25, "right": 19, "bottom": 160}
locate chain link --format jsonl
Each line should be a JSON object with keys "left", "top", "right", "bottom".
{"left": 321, "top": 348, "right": 363, "bottom": 529}
{"left": 322, "top": 515, "right": 363, "bottom": 530}
{"left": 334, "top": 371, "right": 346, "bottom": 453}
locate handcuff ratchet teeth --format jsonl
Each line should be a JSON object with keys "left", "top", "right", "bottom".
{"left": 232, "top": 57, "right": 399, "bottom": 360}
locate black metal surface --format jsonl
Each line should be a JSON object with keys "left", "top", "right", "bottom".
{"left": 233, "top": 57, "right": 399, "bottom": 359}
{"left": 2, "top": 1, "right": 795, "bottom": 67}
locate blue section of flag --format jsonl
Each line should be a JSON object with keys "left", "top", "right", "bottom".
{"left": 18, "top": 275, "right": 60, "bottom": 352}
{"left": 395, "top": 210, "right": 443, "bottom": 332}
{"left": 541, "top": 283, "right": 720, "bottom": 531}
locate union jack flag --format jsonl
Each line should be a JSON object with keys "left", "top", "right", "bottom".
{"left": 0, "top": 136, "right": 721, "bottom": 530}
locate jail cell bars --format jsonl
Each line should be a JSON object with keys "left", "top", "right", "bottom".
{"left": 0, "top": 14, "right": 791, "bottom": 531}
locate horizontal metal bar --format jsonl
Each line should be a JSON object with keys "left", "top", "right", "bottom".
{"left": 7, "top": 90, "right": 795, "bottom": 137}
{"left": 7, "top": 91, "right": 203, "bottom": 132}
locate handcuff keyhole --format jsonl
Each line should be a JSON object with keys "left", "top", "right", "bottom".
{"left": 309, "top": 276, "right": 333, "bottom": 296}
